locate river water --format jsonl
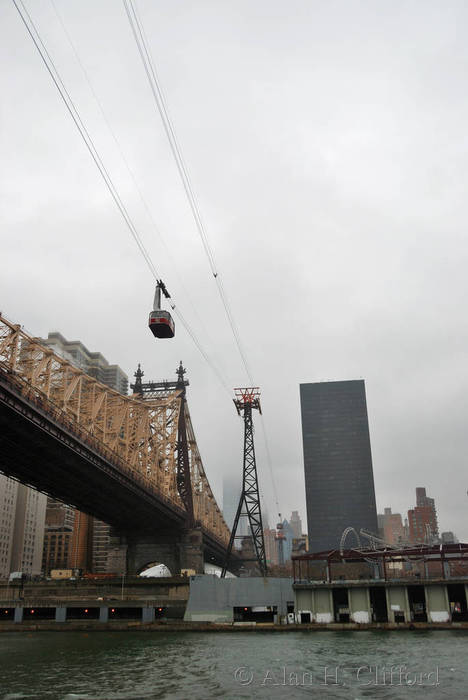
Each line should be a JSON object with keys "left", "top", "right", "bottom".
{"left": 1, "top": 630, "right": 467, "bottom": 699}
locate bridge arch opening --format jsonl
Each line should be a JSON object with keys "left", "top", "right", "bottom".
{"left": 138, "top": 562, "right": 172, "bottom": 578}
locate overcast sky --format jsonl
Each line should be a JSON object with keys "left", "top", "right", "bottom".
{"left": 1, "top": 0, "right": 467, "bottom": 541}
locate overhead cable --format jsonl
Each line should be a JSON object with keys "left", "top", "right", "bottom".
{"left": 12, "top": 0, "right": 230, "bottom": 396}
{"left": 123, "top": 0, "right": 254, "bottom": 385}
{"left": 123, "top": 0, "right": 281, "bottom": 515}
{"left": 12, "top": 0, "right": 158, "bottom": 281}
{"left": 49, "top": 0, "right": 211, "bottom": 341}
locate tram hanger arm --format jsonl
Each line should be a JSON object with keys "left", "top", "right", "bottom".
{"left": 157, "top": 280, "right": 171, "bottom": 298}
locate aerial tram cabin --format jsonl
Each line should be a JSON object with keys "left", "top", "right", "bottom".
{"left": 148, "top": 281, "right": 175, "bottom": 339}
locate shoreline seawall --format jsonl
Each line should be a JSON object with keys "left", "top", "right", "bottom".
{"left": 1, "top": 620, "right": 468, "bottom": 632}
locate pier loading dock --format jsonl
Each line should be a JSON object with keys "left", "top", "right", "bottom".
{"left": 293, "top": 544, "right": 468, "bottom": 625}
{"left": 0, "top": 575, "right": 189, "bottom": 624}
{"left": 4, "top": 603, "right": 177, "bottom": 624}
{"left": 295, "top": 581, "right": 468, "bottom": 624}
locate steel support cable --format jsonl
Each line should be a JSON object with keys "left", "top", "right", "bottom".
{"left": 49, "top": 0, "right": 211, "bottom": 343}
{"left": 12, "top": 0, "right": 158, "bottom": 281}
{"left": 12, "top": 0, "right": 231, "bottom": 397}
{"left": 123, "top": 0, "right": 216, "bottom": 272}
{"left": 123, "top": 0, "right": 254, "bottom": 385}
{"left": 259, "top": 414, "right": 281, "bottom": 519}
{"left": 124, "top": 0, "right": 282, "bottom": 517}
{"left": 173, "top": 307, "right": 230, "bottom": 394}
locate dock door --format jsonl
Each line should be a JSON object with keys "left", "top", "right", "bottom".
{"left": 407, "top": 585, "right": 427, "bottom": 622}
{"left": 332, "top": 588, "right": 349, "bottom": 623}
{"left": 369, "top": 587, "right": 388, "bottom": 622}
{"left": 448, "top": 584, "right": 468, "bottom": 621}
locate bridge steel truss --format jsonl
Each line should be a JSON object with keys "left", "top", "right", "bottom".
{"left": 0, "top": 314, "right": 229, "bottom": 547}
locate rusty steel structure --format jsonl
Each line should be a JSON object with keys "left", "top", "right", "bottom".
{"left": 293, "top": 543, "right": 468, "bottom": 583}
{"left": 0, "top": 313, "right": 229, "bottom": 547}
{"left": 222, "top": 388, "right": 267, "bottom": 577}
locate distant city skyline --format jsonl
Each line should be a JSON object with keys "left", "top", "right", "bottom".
{"left": 379, "top": 486, "right": 445, "bottom": 547}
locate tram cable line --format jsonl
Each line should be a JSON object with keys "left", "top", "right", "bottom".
{"left": 11, "top": 0, "right": 230, "bottom": 397}
{"left": 48, "top": 0, "right": 212, "bottom": 345}
{"left": 123, "top": 0, "right": 253, "bottom": 386}
{"left": 13, "top": 0, "right": 281, "bottom": 522}
{"left": 12, "top": 0, "right": 158, "bottom": 281}
{"left": 123, "top": 0, "right": 282, "bottom": 519}
{"left": 259, "top": 414, "right": 281, "bottom": 519}
{"left": 123, "top": 0, "right": 216, "bottom": 273}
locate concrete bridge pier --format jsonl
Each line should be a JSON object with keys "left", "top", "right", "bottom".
{"left": 179, "top": 528, "right": 204, "bottom": 574}
{"left": 109, "top": 528, "right": 205, "bottom": 576}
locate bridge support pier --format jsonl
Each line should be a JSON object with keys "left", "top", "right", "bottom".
{"left": 179, "top": 528, "right": 204, "bottom": 574}
{"left": 119, "top": 528, "right": 204, "bottom": 576}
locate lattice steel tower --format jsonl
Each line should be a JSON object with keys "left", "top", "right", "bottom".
{"left": 131, "top": 361, "right": 194, "bottom": 527}
{"left": 221, "top": 388, "right": 267, "bottom": 577}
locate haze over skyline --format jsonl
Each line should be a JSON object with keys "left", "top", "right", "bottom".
{"left": 1, "top": 0, "right": 467, "bottom": 541}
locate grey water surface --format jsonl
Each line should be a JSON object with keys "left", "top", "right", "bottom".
{"left": 1, "top": 630, "right": 467, "bottom": 699}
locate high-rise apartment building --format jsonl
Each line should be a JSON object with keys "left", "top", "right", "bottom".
{"left": 41, "top": 499, "right": 95, "bottom": 573}
{"left": 289, "top": 511, "right": 303, "bottom": 539}
{"left": 441, "top": 531, "right": 458, "bottom": 544}
{"left": 222, "top": 476, "right": 248, "bottom": 540}
{"left": 281, "top": 518, "right": 295, "bottom": 562}
{"left": 92, "top": 519, "right": 112, "bottom": 572}
{"left": 379, "top": 507, "right": 407, "bottom": 546}
{"left": 263, "top": 527, "right": 278, "bottom": 566}
{"left": 416, "top": 487, "right": 437, "bottom": 513}
{"left": 408, "top": 487, "right": 439, "bottom": 544}
{"left": 39, "top": 332, "right": 128, "bottom": 394}
{"left": 300, "top": 379, "right": 378, "bottom": 553}
{"left": 38, "top": 331, "right": 128, "bottom": 573}
{"left": 222, "top": 476, "right": 239, "bottom": 531}
{"left": 0, "top": 475, "right": 46, "bottom": 578}
{"left": 42, "top": 498, "right": 75, "bottom": 573}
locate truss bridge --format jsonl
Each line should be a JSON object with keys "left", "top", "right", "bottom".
{"left": 0, "top": 314, "right": 232, "bottom": 574}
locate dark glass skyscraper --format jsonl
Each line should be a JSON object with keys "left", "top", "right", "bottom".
{"left": 300, "top": 380, "right": 378, "bottom": 552}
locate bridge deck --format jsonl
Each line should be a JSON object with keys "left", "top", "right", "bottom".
{"left": 0, "top": 372, "right": 187, "bottom": 533}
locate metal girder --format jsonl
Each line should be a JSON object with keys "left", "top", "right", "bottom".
{"left": 0, "top": 313, "right": 230, "bottom": 548}
{"left": 175, "top": 363, "right": 194, "bottom": 527}
{"left": 222, "top": 389, "right": 267, "bottom": 577}
{"left": 131, "top": 361, "right": 229, "bottom": 541}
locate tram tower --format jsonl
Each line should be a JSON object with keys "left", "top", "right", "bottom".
{"left": 221, "top": 388, "right": 267, "bottom": 577}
